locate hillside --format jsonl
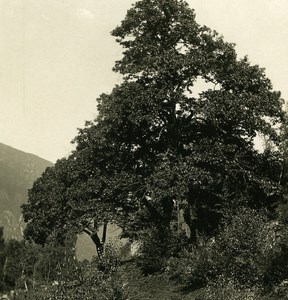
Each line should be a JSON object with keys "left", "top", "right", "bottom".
{"left": 0, "top": 143, "right": 53, "bottom": 239}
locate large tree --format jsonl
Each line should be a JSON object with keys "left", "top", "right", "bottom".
{"left": 73, "top": 0, "right": 285, "bottom": 237}
{"left": 23, "top": 0, "right": 286, "bottom": 257}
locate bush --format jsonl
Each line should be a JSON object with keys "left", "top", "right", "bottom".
{"left": 213, "top": 207, "right": 288, "bottom": 289}
{"left": 50, "top": 256, "right": 126, "bottom": 300}
{"left": 167, "top": 236, "right": 216, "bottom": 287}
{"left": 136, "top": 226, "right": 168, "bottom": 274}
{"left": 270, "top": 279, "right": 288, "bottom": 299}
{"left": 168, "top": 207, "right": 288, "bottom": 290}
{"left": 204, "top": 276, "right": 263, "bottom": 300}
{"left": 14, "top": 256, "right": 127, "bottom": 300}
{"left": 212, "top": 207, "right": 276, "bottom": 287}
{"left": 136, "top": 226, "right": 190, "bottom": 274}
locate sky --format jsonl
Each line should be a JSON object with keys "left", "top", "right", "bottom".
{"left": 0, "top": 0, "right": 288, "bottom": 163}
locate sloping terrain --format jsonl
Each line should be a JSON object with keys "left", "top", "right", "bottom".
{"left": 0, "top": 143, "right": 52, "bottom": 239}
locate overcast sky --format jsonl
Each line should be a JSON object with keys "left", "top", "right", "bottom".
{"left": 0, "top": 0, "right": 287, "bottom": 163}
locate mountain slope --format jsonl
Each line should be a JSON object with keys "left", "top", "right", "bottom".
{"left": 0, "top": 143, "right": 53, "bottom": 239}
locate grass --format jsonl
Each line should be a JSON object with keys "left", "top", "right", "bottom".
{"left": 117, "top": 262, "right": 205, "bottom": 300}
{"left": 9, "top": 261, "right": 288, "bottom": 299}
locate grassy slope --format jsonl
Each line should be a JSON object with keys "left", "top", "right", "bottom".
{"left": 13, "top": 261, "right": 281, "bottom": 299}
{"left": 118, "top": 263, "right": 204, "bottom": 300}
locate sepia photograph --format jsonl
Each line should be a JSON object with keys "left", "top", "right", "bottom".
{"left": 1, "top": 0, "right": 288, "bottom": 299}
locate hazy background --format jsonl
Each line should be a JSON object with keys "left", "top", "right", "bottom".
{"left": 0, "top": 0, "right": 287, "bottom": 163}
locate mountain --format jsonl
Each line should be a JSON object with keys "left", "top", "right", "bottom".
{"left": 0, "top": 143, "right": 53, "bottom": 239}
{"left": 0, "top": 143, "right": 125, "bottom": 260}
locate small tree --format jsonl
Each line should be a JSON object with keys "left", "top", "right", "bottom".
{"left": 22, "top": 157, "right": 110, "bottom": 260}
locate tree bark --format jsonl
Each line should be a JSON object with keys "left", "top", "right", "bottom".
{"left": 83, "top": 222, "right": 108, "bottom": 260}
{"left": 102, "top": 222, "right": 108, "bottom": 245}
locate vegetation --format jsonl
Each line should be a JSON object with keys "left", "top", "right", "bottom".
{"left": 0, "top": 228, "right": 76, "bottom": 293}
{"left": 4, "top": 0, "right": 288, "bottom": 298}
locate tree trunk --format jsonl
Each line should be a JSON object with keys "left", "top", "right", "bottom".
{"left": 2, "top": 257, "right": 7, "bottom": 283}
{"left": 84, "top": 222, "right": 108, "bottom": 261}
{"left": 91, "top": 231, "right": 104, "bottom": 260}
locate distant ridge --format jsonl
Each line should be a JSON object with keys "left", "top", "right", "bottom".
{"left": 0, "top": 142, "right": 52, "bottom": 165}
{"left": 0, "top": 142, "right": 53, "bottom": 239}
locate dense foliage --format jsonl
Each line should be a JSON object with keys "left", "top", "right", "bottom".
{"left": 19, "top": 0, "right": 288, "bottom": 298}
{"left": 0, "top": 230, "right": 76, "bottom": 294}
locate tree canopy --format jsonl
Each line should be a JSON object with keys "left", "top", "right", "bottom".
{"left": 22, "top": 0, "right": 286, "bottom": 259}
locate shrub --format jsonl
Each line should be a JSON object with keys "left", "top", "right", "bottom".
{"left": 136, "top": 226, "right": 190, "bottom": 274}
{"left": 270, "top": 279, "right": 288, "bottom": 299}
{"left": 204, "top": 276, "right": 263, "bottom": 300}
{"left": 168, "top": 207, "right": 288, "bottom": 290}
{"left": 212, "top": 207, "right": 276, "bottom": 287}
{"left": 15, "top": 256, "right": 127, "bottom": 300}
{"left": 167, "top": 236, "right": 216, "bottom": 287}
{"left": 213, "top": 207, "right": 288, "bottom": 289}
{"left": 136, "top": 226, "right": 168, "bottom": 274}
